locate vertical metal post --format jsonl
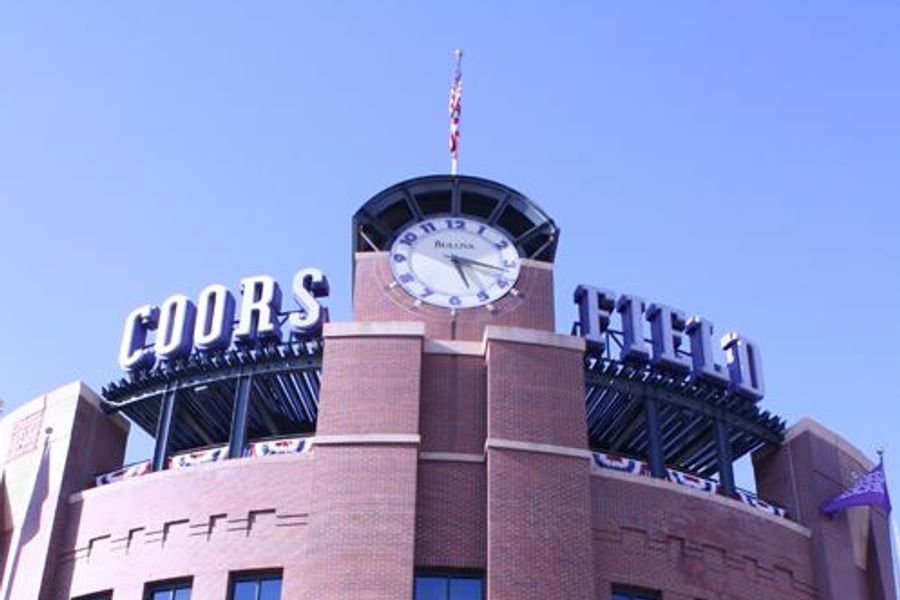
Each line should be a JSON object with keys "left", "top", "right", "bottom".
{"left": 152, "top": 387, "right": 178, "bottom": 471}
{"left": 229, "top": 373, "right": 253, "bottom": 459}
{"left": 715, "top": 418, "right": 736, "bottom": 497}
{"left": 644, "top": 396, "right": 666, "bottom": 478}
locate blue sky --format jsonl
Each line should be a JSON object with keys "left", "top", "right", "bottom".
{"left": 1, "top": 2, "right": 898, "bottom": 504}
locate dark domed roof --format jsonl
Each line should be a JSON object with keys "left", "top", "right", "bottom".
{"left": 352, "top": 175, "right": 559, "bottom": 262}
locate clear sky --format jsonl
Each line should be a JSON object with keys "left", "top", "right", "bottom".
{"left": 1, "top": 2, "right": 898, "bottom": 505}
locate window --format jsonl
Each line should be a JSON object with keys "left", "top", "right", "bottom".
{"left": 145, "top": 578, "right": 191, "bottom": 600}
{"left": 229, "top": 570, "right": 282, "bottom": 600}
{"left": 414, "top": 572, "right": 484, "bottom": 600}
{"left": 612, "top": 585, "right": 660, "bottom": 600}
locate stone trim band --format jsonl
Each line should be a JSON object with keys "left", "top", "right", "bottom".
{"left": 485, "top": 437, "right": 593, "bottom": 459}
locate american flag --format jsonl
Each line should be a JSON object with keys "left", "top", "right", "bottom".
{"left": 449, "top": 50, "right": 462, "bottom": 173}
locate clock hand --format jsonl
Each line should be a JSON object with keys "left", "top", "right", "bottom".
{"left": 452, "top": 256, "right": 508, "bottom": 272}
{"left": 447, "top": 255, "right": 470, "bottom": 288}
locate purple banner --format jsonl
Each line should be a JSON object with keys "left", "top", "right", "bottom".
{"left": 820, "top": 461, "right": 892, "bottom": 515}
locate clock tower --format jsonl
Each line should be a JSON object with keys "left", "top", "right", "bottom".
{"left": 350, "top": 175, "right": 560, "bottom": 340}
{"left": 306, "top": 175, "right": 596, "bottom": 599}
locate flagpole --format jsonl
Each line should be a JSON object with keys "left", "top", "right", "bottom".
{"left": 449, "top": 49, "right": 463, "bottom": 176}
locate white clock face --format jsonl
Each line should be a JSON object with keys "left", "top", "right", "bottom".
{"left": 389, "top": 217, "right": 521, "bottom": 309}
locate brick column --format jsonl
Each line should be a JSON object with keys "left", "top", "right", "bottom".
{"left": 483, "top": 326, "right": 595, "bottom": 600}
{"left": 304, "top": 321, "right": 424, "bottom": 600}
{"left": 0, "top": 382, "right": 128, "bottom": 600}
{"left": 754, "top": 418, "right": 896, "bottom": 600}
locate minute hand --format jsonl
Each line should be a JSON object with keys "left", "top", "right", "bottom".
{"left": 454, "top": 256, "right": 508, "bottom": 272}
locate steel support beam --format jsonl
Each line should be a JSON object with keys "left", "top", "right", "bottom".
{"left": 103, "top": 351, "right": 322, "bottom": 409}
{"left": 715, "top": 418, "right": 736, "bottom": 497}
{"left": 644, "top": 396, "right": 666, "bottom": 479}
{"left": 585, "top": 372, "right": 784, "bottom": 445}
{"left": 152, "top": 387, "right": 178, "bottom": 471}
{"left": 228, "top": 373, "right": 253, "bottom": 459}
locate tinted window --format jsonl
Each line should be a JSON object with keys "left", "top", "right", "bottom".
{"left": 414, "top": 573, "right": 483, "bottom": 600}
{"left": 230, "top": 571, "right": 282, "bottom": 600}
{"left": 145, "top": 580, "right": 191, "bottom": 600}
{"left": 449, "top": 578, "right": 483, "bottom": 599}
{"left": 415, "top": 577, "right": 447, "bottom": 600}
{"left": 612, "top": 586, "right": 660, "bottom": 600}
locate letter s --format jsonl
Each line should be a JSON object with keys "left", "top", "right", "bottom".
{"left": 289, "top": 268, "right": 330, "bottom": 339}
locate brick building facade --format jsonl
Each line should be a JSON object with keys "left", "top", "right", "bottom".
{"left": 0, "top": 176, "right": 894, "bottom": 599}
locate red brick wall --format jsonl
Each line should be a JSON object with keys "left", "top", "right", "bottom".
{"left": 419, "top": 354, "right": 485, "bottom": 454}
{"left": 306, "top": 445, "right": 418, "bottom": 600}
{"left": 306, "top": 328, "right": 424, "bottom": 599}
{"left": 55, "top": 454, "right": 316, "bottom": 600}
{"left": 591, "top": 474, "right": 817, "bottom": 600}
{"left": 415, "top": 461, "right": 486, "bottom": 569}
{"left": 755, "top": 425, "right": 897, "bottom": 600}
{"left": 485, "top": 335, "right": 596, "bottom": 599}
{"left": 316, "top": 334, "right": 423, "bottom": 435}
{"left": 486, "top": 340, "right": 589, "bottom": 449}
{"left": 28, "top": 242, "right": 894, "bottom": 600}
{"left": 488, "top": 451, "right": 595, "bottom": 600}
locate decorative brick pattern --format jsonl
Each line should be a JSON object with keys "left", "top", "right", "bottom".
{"left": 592, "top": 475, "right": 817, "bottom": 599}
{"left": 54, "top": 454, "right": 315, "bottom": 599}
{"left": 6, "top": 409, "right": 44, "bottom": 460}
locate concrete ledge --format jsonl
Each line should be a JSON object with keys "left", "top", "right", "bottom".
{"left": 419, "top": 452, "right": 485, "bottom": 463}
{"left": 424, "top": 339, "right": 483, "bottom": 356}
{"left": 485, "top": 438, "right": 592, "bottom": 459}
{"left": 354, "top": 250, "right": 388, "bottom": 260}
{"left": 592, "top": 468, "right": 812, "bottom": 537}
{"left": 324, "top": 321, "right": 426, "bottom": 339}
{"left": 311, "top": 433, "right": 421, "bottom": 446}
{"left": 784, "top": 417, "right": 874, "bottom": 470}
{"left": 483, "top": 325, "right": 586, "bottom": 352}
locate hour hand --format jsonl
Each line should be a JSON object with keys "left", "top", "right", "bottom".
{"left": 447, "top": 254, "right": 470, "bottom": 288}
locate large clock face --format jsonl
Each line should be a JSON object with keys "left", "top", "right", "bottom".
{"left": 389, "top": 217, "right": 521, "bottom": 309}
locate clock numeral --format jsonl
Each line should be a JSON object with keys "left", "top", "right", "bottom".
{"left": 477, "top": 224, "right": 486, "bottom": 235}
{"left": 420, "top": 222, "right": 437, "bottom": 234}
{"left": 503, "top": 259, "right": 517, "bottom": 268}
{"left": 392, "top": 254, "right": 407, "bottom": 263}
{"left": 496, "top": 278, "right": 510, "bottom": 289}
{"left": 449, "top": 296, "right": 462, "bottom": 306}
{"left": 477, "top": 291, "right": 489, "bottom": 302}
{"left": 494, "top": 240, "right": 509, "bottom": 250}
{"left": 399, "top": 273, "right": 414, "bottom": 283}
{"left": 445, "top": 219, "right": 465, "bottom": 230}
{"left": 400, "top": 232, "right": 418, "bottom": 245}
{"left": 420, "top": 288, "right": 434, "bottom": 298}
